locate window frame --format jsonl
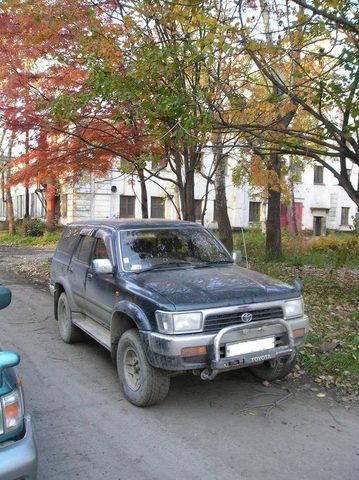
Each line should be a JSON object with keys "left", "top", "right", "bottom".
{"left": 340, "top": 207, "right": 350, "bottom": 226}
{"left": 120, "top": 195, "right": 136, "bottom": 218}
{"left": 249, "top": 201, "right": 261, "bottom": 223}
{"left": 150, "top": 196, "right": 166, "bottom": 219}
{"left": 314, "top": 165, "right": 324, "bottom": 185}
{"left": 194, "top": 199, "right": 202, "bottom": 221}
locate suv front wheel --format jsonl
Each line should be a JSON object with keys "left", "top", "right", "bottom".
{"left": 117, "top": 329, "right": 170, "bottom": 407}
{"left": 57, "top": 292, "right": 85, "bottom": 343}
{"left": 250, "top": 355, "right": 297, "bottom": 382}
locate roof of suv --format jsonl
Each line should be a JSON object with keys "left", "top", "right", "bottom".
{"left": 69, "top": 219, "right": 200, "bottom": 230}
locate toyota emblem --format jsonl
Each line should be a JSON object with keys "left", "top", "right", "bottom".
{"left": 241, "top": 312, "right": 253, "bottom": 323}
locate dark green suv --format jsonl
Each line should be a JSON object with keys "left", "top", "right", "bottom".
{"left": 50, "top": 220, "right": 309, "bottom": 407}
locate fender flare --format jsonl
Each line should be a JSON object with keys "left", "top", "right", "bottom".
{"left": 111, "top": 300, "right": 152, "bottom": 331}
{"left": 53, "top": 278, "right": 77, "bottom": 319}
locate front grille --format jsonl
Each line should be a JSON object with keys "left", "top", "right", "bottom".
{"left": 203, "top": 306, "right": 283, "bottom": 333}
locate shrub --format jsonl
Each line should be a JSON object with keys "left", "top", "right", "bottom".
{"left": 22, "top": 218, "right": 46, "bottom": 237}
{"left": 309, "top": 232, "right": 359, "bottom": 268}
{"left": 233, "top": 229, "right": 266, "bottom": 260}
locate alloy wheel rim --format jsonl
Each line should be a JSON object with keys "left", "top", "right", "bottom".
{"left": 124, "top": 347, "right": 141, "bottom": 391}
{"left": 59, "top": 299, "right": 68, "bottom": 333}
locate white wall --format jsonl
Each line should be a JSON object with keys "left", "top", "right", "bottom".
{"left": 1, "top": 156, "right": 358, "bottom": 233}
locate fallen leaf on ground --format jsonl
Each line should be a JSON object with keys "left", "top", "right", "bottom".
{"left": 319, "top": 341, "right": 340, "bottom": 353}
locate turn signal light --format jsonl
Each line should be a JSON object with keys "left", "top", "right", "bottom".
{"left": 293, "top": 328, "right": 305, "bottom": 338}
{"left": 181, "top": 346, "right": 207, "bottom": 357}
{"left": 2, "top": 389, "right": 23, "bottom": 432}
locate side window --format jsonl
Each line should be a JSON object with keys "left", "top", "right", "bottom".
{"left": 74, "top": 236, "right": 95, "bottom": 265}
{"left": 57, "top": 226, "right": 81, "bottom": 254}
{"left": 93, "top": 238, "right": 111, "bottom": 263}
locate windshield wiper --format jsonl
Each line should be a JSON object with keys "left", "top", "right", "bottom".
{"left": 193, "top": 260, "right": 234, "bottom": 268}
{"left": 133, "top": 261, "right": 193, "bottom": 273}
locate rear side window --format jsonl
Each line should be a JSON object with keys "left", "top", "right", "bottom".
{"left": 74, "top": 236, "right": 95, "bottom": 265}
{"left": 57, "top": 226, "right": 81, "bottom": 254}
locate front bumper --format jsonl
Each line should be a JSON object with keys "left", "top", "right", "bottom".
{"left": 141, "top": 315, "right": 309, "bottom": 372}
{"left": 0, "top": 416, "right": 38, "bottom": 480}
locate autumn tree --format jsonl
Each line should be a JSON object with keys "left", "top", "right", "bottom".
{"left": 0, "top": 0, "right": 161, "bottom": 227}
{"left": 227, "top": 0, "right": 359, "bottom": 210}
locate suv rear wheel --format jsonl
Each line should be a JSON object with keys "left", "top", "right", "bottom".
{"left": 250, "top": 355, "right": 297, "bottom": 382}
{"left": 57, "top": 292, "right": 85, "bottom": 343}
{"left": 117, "top": 329, "right": 170, "bottom": 407}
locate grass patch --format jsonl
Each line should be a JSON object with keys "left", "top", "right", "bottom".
{"left": 252, "top": 260, "right": 359, "bottom": 394}
{"left": 0, "top": 231, "right": 61, "bottom": 246}
{"left": 233, "top": 229, "right": 359, "bottom": 269}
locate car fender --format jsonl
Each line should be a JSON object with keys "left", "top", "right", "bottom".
{"left": 53, "top": 277, "right": 78, "bottom": 318}
{"left": 112, "top": 300, "right": 152, "bottom": 331}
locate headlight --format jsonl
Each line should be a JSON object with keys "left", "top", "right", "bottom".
{"left": 156, "top": 311, "right": 203, "bottom": 334}
{"left": 284, "top": 298, "right": 304, "bottom": 319}
{"left": 1, "top": 388, "right": 24, "bottom": 434}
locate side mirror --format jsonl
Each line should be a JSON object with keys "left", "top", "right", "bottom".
{"left": 0, "top": 351, "right": 20, "bottom": 373}
{"left": 92, "top": 258, "right": 114, "bottom": 275}
{"left": 0, "top": 285, "right": 11, "bottom": 310}
{"left": 232, "top": 250, "right": 242, "bottom": 264}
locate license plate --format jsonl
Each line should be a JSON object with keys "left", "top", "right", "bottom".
{"left": 225, "top": 337, "right": 275, "bottom": 358}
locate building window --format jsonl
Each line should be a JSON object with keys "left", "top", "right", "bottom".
{"left": 0, "top": 198, "right": 4, "bottom": 218}
{"left": 39, "top": 196, "right": 46, "bottom": 218}
{"left": 194, "top": 199, "right": 202, "bottom": 221}
{"left": 16, "top": 195, "right": 24, "bottom": 218}
{"left": 30, "top": 193, "right": 35, "bottom": 217}
{"left": 120, "top": 195, "right": 135, "bottom": 218}
{"left": 291, "top": 163, "right": 303, "bottom": 183}
{"left": 314, "top": 165, "right": 324, "bottom": 184}
{"left": 61, "top": 194, "right": 68, "bottom": 218}
{"left": 341, "top": 207, "right": 350, "bottom": 226}
{"left": 151, "top": 197, "right": 165, "bottom": 218}
{"left": 249, "top": 201, "right": 261, "bottom": 222}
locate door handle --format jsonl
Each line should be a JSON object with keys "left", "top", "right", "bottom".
{"left": 87, "top": 272, "right": 93, "bottom": 280}
{"left": 68, "top": 266, "right": 73, "bottom": 273}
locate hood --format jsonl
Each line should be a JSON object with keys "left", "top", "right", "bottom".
{"left": 132, "top": 264, "right": 299, "bottom": 310}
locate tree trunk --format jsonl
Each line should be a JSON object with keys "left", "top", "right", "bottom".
{"left": 137, "top": 168, "right": 148, "bottom": 218}
{"left": 4, "top": 142, "right": 15, "bottom": 234}
{"left": 5, "top": 188, "right": 15, "bottom": 234}
{"left": 214, "top": 143, "right": 233, "bottom": 252}
{"left": 171, "top": 145, "right": 198, "bottom": 222}
{"left": 5, "top": 169, "right": 15, "bottom": 235}
{"left": 46, "top": 178, "right": 56, "bottom": 231}
{"left": 266, "top": 153, "right": 282, "bottom": 257}
{"left": 24, "top": 130, "right": 30, "bottom": 218}
{"left": 183, "top": 167, "right": 195, "bottom": 221}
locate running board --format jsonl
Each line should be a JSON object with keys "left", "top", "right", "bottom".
{"left": 72, "top": 314, "right": 111, "bottom": 351}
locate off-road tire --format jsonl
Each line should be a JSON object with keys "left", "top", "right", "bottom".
{"left": 250, "top": 355, "right": 297, "bottom": 382}
{"left": 57, "top": 292, "right": 85, "bottom": 343}
{"left": 117, "top": 329, "right": 170, "bottom": 407}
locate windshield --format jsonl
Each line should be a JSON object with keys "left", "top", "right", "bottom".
{"left": 119, "top": 227, "right": 232, "bottom": 272}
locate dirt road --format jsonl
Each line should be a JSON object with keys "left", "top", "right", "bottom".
{"left": 0, "top": 245, "right": 358, "bottom": 479}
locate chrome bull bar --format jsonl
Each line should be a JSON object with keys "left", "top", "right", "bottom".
{"left": 201, "top": 319, "right": 295, "bottom": 380}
